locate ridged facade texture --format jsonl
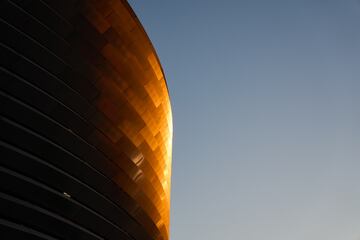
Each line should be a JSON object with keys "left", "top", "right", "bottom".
{"left": 0, "top": 1, "right": 172, "bottom": 240}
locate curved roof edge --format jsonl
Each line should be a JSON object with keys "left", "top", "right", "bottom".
{"left": 121, "top": 0, "right": 171, "bottom": 99}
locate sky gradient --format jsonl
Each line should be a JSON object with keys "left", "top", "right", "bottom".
{"left": 129, "top": 1, "right": 360, "bottom": 239}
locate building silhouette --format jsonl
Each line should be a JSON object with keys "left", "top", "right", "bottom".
{"left": 0, "top": 0, "right": 172, "bottom": 239}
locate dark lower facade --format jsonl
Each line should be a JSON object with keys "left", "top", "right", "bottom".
{"left": 0, "top": 1, "right": 172, "bottom": 240}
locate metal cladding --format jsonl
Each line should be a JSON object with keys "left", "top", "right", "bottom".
{"left": 0, "top": 0, "right": 172, "bottom": 239}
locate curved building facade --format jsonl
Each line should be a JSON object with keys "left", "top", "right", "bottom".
{"left": 0, "top": 1, "right": 172, "bottom": 240}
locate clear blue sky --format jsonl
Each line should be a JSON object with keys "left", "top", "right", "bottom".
{"left": 128, "top": 1, "right": 360, "bottom": 239}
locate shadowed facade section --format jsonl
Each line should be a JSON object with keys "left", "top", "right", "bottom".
{"left": 0, "top": 0, "right": 172, "bottom": 240}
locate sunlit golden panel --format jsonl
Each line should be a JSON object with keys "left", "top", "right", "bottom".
{"left": 0, "top": 0, "right": 172, "bottom": 239}
{"left": 83, "top": 1, "right": 173, "bottom": 239}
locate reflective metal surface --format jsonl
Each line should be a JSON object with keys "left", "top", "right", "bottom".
{"left": 0, "top": 0, "right": 172, "bottom": 239}
{"left": 83, "top": 1, "right": 173, "bottom": 238}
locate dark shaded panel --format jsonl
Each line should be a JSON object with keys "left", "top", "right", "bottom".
{"left": 0, "top": 218, "right": 58, "bottom": 240}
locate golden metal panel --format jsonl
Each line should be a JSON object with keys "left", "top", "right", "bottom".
{"left": 80, "top": 1, "right": 173, "bottom": 239}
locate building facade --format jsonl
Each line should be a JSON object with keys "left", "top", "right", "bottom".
{"left": 0, "top": 0, "right": 172, "bottom": 239}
